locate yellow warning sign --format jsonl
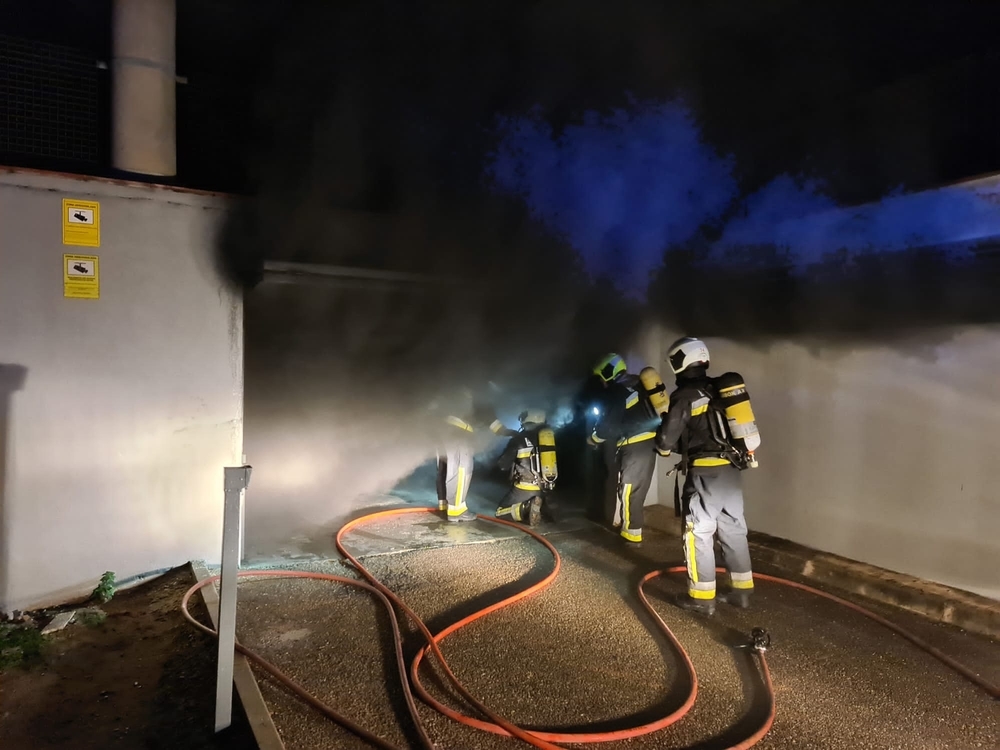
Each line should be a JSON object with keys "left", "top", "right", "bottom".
{"left": 64, "top": 254, "right": 100, "bottom": 299}
{"left": 62, "top": 199, "right": 101, "bottom": 247}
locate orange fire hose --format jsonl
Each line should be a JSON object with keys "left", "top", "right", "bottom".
{"left": 181, "top": 506, "right": 998, "bottom": 750}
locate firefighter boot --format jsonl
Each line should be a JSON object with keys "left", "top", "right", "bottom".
{"left": 719, "top": 590, "right": 752, "bottom": 609}
{"left": 673, "top": 593, "right": 716, "bottom": 616}
{"left": 447, "top": 509, "right": 477, "bottom": 523}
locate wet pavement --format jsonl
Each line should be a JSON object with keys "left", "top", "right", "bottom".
{"left": 229, "top": 502, "right": 1000, "bottom": 750}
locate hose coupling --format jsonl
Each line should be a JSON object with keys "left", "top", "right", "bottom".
{"left": 750, "top": 627, "right": 771, "bottom": 653}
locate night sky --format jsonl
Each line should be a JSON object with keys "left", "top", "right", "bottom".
{"left": 5, "top": 0, "right": 1000, "bottom": 199}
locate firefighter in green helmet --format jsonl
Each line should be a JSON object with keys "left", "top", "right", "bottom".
{"left": 589, "top": 353, "right": 660, "bottom": 546}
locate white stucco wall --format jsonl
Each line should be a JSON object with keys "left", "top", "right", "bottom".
{"left": 652, "top": 326, "right": 1000, "bottom": 600}
{"left": 0, "top": 169, "right": 243, "bottom": 613}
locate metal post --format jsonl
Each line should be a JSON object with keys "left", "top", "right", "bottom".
{"left": 216, "top": 465, "right": 251, "bottom": 733}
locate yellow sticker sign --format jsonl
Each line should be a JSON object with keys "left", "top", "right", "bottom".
{"left": 62, "top": 199, "right": 101, "bottom": 247}
{"left": 64, "top": 254, "right": 100, "bottom": 299}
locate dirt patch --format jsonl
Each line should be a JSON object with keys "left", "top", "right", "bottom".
{"left": 0, "top": 566, "right": 257, "bottom": 750}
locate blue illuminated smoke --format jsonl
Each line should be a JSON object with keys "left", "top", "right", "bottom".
{"left": 486, "top": 102, "right": 736, "bottom": 292}
{"left": 716, "top": 177, "right": 1000, "bottom": 266}
{"left": 487, "top": 100, "right": 1000, "bottom": 292}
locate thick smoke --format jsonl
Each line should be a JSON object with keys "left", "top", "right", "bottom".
{"left": 488, "top": 100, "right": 1000, "bottom": 340}
{"left": 487, "top": 102, "right": 736, "bottom": 293}
{"left": 215, "top": 3, "right": 651, "bottom": 544}
{"left": 214, "top": 2, "right": 1000, "bottom": 546}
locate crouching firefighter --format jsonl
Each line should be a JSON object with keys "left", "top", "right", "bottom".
{"left": 655, "top": 337, "right": 761, "bottom": 615}
{"left": 495, "top": 410, "right": 558, "bottom": 527}
{"left": 590, "top": 353, "right": 664, "bottom": 546}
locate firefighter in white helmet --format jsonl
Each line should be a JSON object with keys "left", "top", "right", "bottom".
{"left": 495, "top": 410, "right": 558, "bottom": 526}
{"left": 656, "top": 337, "right": 761, "bottom": 615}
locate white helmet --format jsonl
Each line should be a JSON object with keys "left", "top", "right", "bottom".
{"left": 667, "top": 337, "right": 710, "bottom": 375}
{"left": 519, "top": 409, "right": 546, "bottom": 426}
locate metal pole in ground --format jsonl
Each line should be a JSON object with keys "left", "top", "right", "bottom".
{"left": 216, "top": 465, "right": 252, "bottom": 733}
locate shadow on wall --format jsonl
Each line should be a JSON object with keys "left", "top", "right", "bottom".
{"left": 0, "top": 364, "right": 28, "bottom": 614}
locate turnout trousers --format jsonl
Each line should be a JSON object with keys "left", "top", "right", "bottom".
{"left": 682, "top": 464, "right": 754, "bottom": 601}
{"left": 614, "top": 443, "right": 656, "bottom": 543}
{"left": 495, "top": 485, "right": 541, "bottom": 523}
{"left": 436, "top": 439, "right": 474, "bottom": 519}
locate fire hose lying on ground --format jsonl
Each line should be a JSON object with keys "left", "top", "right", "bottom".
{"left": 181, "top": 507, "right": 1000, "bottom": 750}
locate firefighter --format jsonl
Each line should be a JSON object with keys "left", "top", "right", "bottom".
{"left": 495, "top": 410, "right": 558, "bottom": 526}
{"left": 655, "top": 337, "right": 761, "bottom": 615}
{"left": 589, "top": 353, "right": 660, "bottom": 546}
{"left": 432, "top": 388, "right": 477, "bottom": 522}
{"left": 433, "top": 387, "right": 513, "bottom": 522}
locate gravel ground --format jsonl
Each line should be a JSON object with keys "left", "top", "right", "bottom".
{"left": 232, "top": 515, "right": 1000, "bottom": 750}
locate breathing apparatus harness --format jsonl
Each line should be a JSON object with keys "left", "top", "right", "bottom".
{"left": 670, "top": 377, "right": 756, "bottom": 519}
{"left": 508, "top": 419, "right": 558, "bottom": 493}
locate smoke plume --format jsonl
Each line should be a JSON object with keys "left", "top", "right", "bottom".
{"left": 213, "top": 1, "right": 1000, "bottom": 545}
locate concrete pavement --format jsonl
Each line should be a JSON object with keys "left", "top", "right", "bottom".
{"left": 227, "top": 499, "right": 1000, "bottom": 750}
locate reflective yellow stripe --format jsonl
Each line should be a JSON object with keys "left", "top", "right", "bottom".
{"left": 688, "top": 588, "right": 716, "bottom": 600}
{"left": 625, "top": 392, "right": 640, "bottom": 409}
{"left": 489, "top": 419, "right": 505, "bottom": 434}
{"left": 591, "top": 431, "right": 605, "bottom": 444}
{"left": 686, "top": 529, "right": 698, "bottom": 583}
{"left": 456, "top": 466, "right": 466, "bottom": 506}
{"left": 514, "top": 482, "right": 540, "bottom": 491}
{"left": 446, "top": 416, "right": 473, "bottom": 432}
{"left": 731, "top": 571, "right": 754, "bottom": 589}
{"left": 622, "top": 483, "right": 632, "bottom": 530}
{"left": 621, "top": 529, "right": 642, "bottom": 542}
{"left": 496, "top": 506, "right": 514, "bottom": 517}
{"left": 617, "top": 431, "right": 656, "bottom": 447}
{"left": 449, "top": 466, "right": 467, "bottom": 514}
{"left": 516, "top": 448, "right": 533, "bottom": 459}
{"left": 692, "top": 457, "right": 731, "bottom": 467}
{"left": 690, "top": 404, "right": 708, "bottom": 416}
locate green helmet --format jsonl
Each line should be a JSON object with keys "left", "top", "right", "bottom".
{"left": 592, "top": 353, "right": 626, "bottom": 383}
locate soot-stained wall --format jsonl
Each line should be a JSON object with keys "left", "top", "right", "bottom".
{"left": 0, "top": 169, "right": 243, "bottom": 613}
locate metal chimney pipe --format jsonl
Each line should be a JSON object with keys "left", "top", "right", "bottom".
{"left": 111, "top": 0, "right": 177, "bottom": 176}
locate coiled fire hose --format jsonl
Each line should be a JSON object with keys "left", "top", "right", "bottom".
{"left": 181, "top": 507, "right": 999, "bottom": 749}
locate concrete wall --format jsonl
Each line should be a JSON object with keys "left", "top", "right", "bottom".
{"left": 0, "top": 169, "right": 242, "bottom": 613}
{"left": 652, "top": 326, "right": 1000, "bottom": 600}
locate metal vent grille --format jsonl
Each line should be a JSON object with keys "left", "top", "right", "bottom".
{"left": 0, "top": 34, "right": 99, "bottom": 163}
